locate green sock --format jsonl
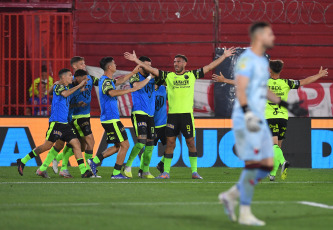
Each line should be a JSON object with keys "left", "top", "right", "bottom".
{"left": 113, "top": 164, "right": 122, "bottom": 176}
{"left": 142, "top": 145, "right": 154, "bottom": 173}
{"left": 126, "top": 142, "right": 145, "bottom": 167}
{"left": 21, "top": 150, "right": 37, "bottom": 164}
{"left": 93, "top": 152, "right": 104, "bottom": 164}
{"left": 164, "top": 154, "right": 173, "bottom": 173}
{"left": 39, "top": 147, "right": 59, "bottom": 171}
{"left": 85, "top": 151, "right": 93, "bottom": 170}
{"left": 270, "top": 145, "right": 285, "bottom": 176}
{"left": 55, "top": 151, "right": 64, "bottom": 162}
{"left": 161, "top": 156, "right": 165, "bottom": 163}
{"left": 60, "top": 147, "right": 74, "bottom": 171}
{"left": 189, "top": 157, "right": 198, "bottom": 173}
{"left": 77, "top": 158, "right": 86, "bottom": 174}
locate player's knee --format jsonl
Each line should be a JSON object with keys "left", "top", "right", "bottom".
{"left": 167, "top": 139, "right": 176, "bottom": 149}
{"left": 185, "top": 137, "right": 195, "bottom": 148}
{"left": 70, "top": 138, "right": 81, "bottom": 150}
{"left": 120, "top": 140, "right": 130, "bottom": 150}
{"left": 54, "top": 140, "right": 65, "bottom": 150}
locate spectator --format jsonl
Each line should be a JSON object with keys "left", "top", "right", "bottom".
{"left": 29, "top": 65, "right": 53, "bottom": 97}
{"left": 29, "top": 81, "right": 52, "bottom": 116}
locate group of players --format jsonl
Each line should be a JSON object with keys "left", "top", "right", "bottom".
{"left": 15, "top": 21, "right": 329, "bottom": 226}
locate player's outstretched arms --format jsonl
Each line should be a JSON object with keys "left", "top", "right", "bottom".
{"left": 212, "top": 72, "right": 236, "bottom": 85}
{"left": 203, "top": 46, "right": 236, "bottom": 74}
{"left": 132, "top": 75, "right": 153, "bottom": 91}
{"left": 61, "top": 79, "right": 87, "bottom": 98}
{"left": 124, "top": 50, "right": 159, "bottom": 76}
{"left": 267, "top": 89, "right": 308, "bottom": 116}
{"left": 299, "top": 66, "right": 328, "bottom": 86}
{"left": 115, "top": 65, "right": 141, "bottom": 86}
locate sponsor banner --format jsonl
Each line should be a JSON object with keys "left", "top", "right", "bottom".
{"left": 0, "top": 118, "right": 332, "bottom": 168}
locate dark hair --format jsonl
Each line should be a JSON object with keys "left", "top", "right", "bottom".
{"left": 58, "top": 68, "right": 71, "bottom": 78}
{"left": 99, "top": 57, "right": 114, "bottom": 70}
{"left": 269, "top": 60, "right": 284, "bottom": 74}
{"left": 70, "top": 56, "right": 84, "bottom": 66}
{"left": 139, "top": 56, "right": 152, "bottom": 62}
{"left": 41, "top": 65, "right": 47, "bottom": 73}
{"left": 249, "top": 21, "right": 271, "bottom": 38}
{"left": 74, "top": 69, "right": 88, "bottom": 77}
{"left": 174, "top": 54, "right": 188, "bottom": 62}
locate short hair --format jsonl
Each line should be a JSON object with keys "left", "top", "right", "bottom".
{"left": 74, "top": 69, "right": 88, "bottom": 77}
{"left": 139, "top": 56, "right": 152, "bottom": 62}
{"left": 174, "top": 54, "right": 188, "bottom": 62}
{"left": 100, "top": 57, "right": 114, "bottom": 70}
{"left": 269, "top": 60, "right": 284, "bottom": 74}
{"left": 70, "top": 56, "right": 84, "bottom": 66}
{"left": 41, "top": 65, "right": 47, "bottom": 73}
{"left": 58, "top": 68, "right": 71, "bottom": 78}
{"left": 249, "top": 21, "right": 271, "bottom": 38}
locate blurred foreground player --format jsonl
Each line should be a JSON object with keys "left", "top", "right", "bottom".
{"left": 219, "top": 22, "right": 307, "bottom": 226}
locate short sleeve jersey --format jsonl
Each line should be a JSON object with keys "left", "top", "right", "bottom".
{"left": 154, "top": 85, "right": 167, "bottom": 127}
{"left": 49, "top": 84, "right": 70, "bottom": 123}
{"left": 99, "top": 75, "right": 119, "bottom": 122}
{"left": 265, "top": 78, "right": 300, "bottom": 120}
{"left": 130, "top": 73, "right": 155, "bottom": 116}
{"left": 72, "top": 75, "right": 99, "bottom": 118}
{"left": 155, "top": 68, "right": 204, "bottom": 114}
{"left": 232, "top": 49, "right": 270, "bottom": 128}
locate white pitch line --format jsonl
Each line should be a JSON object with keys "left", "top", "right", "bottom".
{"left": 298, "top": 201, "right": 333, "bottom": 210}
{"left": 0, "top": 181, "right": 332, "bottom": 185}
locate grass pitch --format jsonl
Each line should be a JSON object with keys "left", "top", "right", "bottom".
{"left": 0, "top": 167, "right": 332, "bottom": 230}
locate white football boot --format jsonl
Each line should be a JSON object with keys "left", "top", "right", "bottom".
{"left": 218, "top": 185, "right": 240, "bottom": 222}
{"left": 238, "top": 205, "right": 265, "bottom": 226}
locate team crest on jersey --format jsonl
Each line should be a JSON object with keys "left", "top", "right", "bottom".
{"left": 184, "top": 75, "right": 189, "bottom": 79}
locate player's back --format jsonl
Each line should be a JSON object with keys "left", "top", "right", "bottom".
{"left": 232, "top": 49, "right": 269, "bottom": 126}
{"left": 99, "top": 75, "right": 119, "bottom": 122}
{"left": 154, "top": 85, "right": 167, "bottom": 127}
{"left": 49, "top": 84, "right": 70, "bottom": 123}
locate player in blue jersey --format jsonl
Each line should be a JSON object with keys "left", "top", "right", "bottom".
{"left": 123, "top": 56, "right": 157, "bottom": 179}
{"left": 17, "top": 68, "right": 93, "bottom": 178}
{"left": 218, "top": 22, "right": 307, "bottom": 226}
{"left": 88, "top": 57, "right": 152, "bottom": 179}
{"left": 154, "top": 84, "right": 167, "bottom": 173}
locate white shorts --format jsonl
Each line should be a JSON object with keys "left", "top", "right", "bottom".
{"left": 233, "top": 121, "right": 274, "bottom": 162}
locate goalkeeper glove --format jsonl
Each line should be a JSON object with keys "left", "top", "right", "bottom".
{"left": 242, "top": 105, "right": 262, "bottom": 132}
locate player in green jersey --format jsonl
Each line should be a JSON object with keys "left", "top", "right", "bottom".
{"left": 213, "top": 60, "right": 328, "bottom": 181}
{"left": 124, "top": 47, "right": 236, "bottom": 179}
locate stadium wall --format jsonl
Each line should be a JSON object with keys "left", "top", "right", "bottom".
{"left": 0, "top": 117, "right": 332, "bottom": 169}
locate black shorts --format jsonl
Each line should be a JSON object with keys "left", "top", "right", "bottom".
{"left": 154, "top": 126, "right": 167, "bottom": 146}
{"left": 131, "top": 113, "right": 156, "bottom": 139}
{"left": 166, "top": 113, "right": 195, "bottom": 139}
{"left": 267, "top": 118, "right": 288, "bottom": 140}
{"left": 102, "top": 121, "right": 128, "bottom": 144}
{"left": 45, "top": 122, "right": 77, "bottom": 143}
{"left": 71, "top": 117, "right": 92, "bottom": 138}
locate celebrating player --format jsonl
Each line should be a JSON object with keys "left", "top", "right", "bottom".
{"left": 17, "top": 68, "right": 93, "bottom": 178}
{"left": 218, "top": 22, "right": 307, "bottom": 226}
{"left": 88, "top": 57, "right": 151, "bottom": 179}
{"left": 123, "top": 56, "right": 157, "bottom": 179}
{"left": 124, "top": 46, "right": 236, "bottom": 179}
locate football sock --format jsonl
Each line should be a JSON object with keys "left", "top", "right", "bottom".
{"left": 21, "top": 150, "right": 37, "bottom": 164}
{"left": 93, "top": 152, "right": 104, "bottom": 164}
{"left": 85, "top": 150, "right": 93, "bottom": 170}
{"left": 125, "top": 142, "right": 145, "bottom": 167}
{"left": 270, "top": 145, "right": 285, "bottom": 176}
{"left": 77, "top": 158, "right": 86, "bottom": 174}
{"left": 113, "top": 164, "right": 122, "bottom": 176}
{"left": 161, "top": 156, "right": 165, "bottom": 163}
{"left": 142, "top": 144, "right": 154, "bottom": 173}
{"left": 189, "top": 152, "right": 198, "bottom": 173}
{"left": 39, "top": 147, "right": 59, "bottom": 171}
{"left": 55, "top": 151, "right": 63, "bottom": 162}
{"left": 163, "top": 154, "right": 173, "bottom": 173}
{"left": 237, "top": 169, "right": 257, "bottom": 205}
{"left": 60, "top": 147, "right": 74, "bottom": 171}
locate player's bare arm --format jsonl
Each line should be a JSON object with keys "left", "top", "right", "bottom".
{"left": 299, "top": 66, "right": 328, "bottom": 86}
{"left": 114, "top": 65, "right": 141, "bottom": 86}
{"left": 124, "top": 51, "right": 159, "bottom": 76}
{"left": 109, "top": 75, "right": 152, "bottom": 97}
{"left": 61, "top": 79, "right": 87, "bottom": 98}
{"left": 202, "top": 47, "right": 236, "bottom": 74}
{"left": 212, "top": 72, "right": 236, "bottom": 85}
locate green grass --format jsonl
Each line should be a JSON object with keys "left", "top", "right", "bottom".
{"left": 1, "top": 167, "right": 333, "bottom": 230}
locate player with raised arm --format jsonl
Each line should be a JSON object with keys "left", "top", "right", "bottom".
{"left": 123, "top": 56, "right": 157, "bottom": 179}
{"left": 87, "top": 57, "right": 151, "bottom": 179}
{"left": 17, "top": 68, "right": 93, "bottom": 178}
{"left": 218, "top": 22, "right": 307, "bottom": 226}
{"left": 213, "top": 61, "right": 328, "bottom": 181}
{"left": 124, "top": 47, "right": 236, "bottom": 179}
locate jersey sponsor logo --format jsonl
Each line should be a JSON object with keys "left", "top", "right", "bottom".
{"left": 144, "top": 83, "right": 154, "bottom": 98}
{"left": 155, "top": 95, "right": 165, "bottom": 112}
